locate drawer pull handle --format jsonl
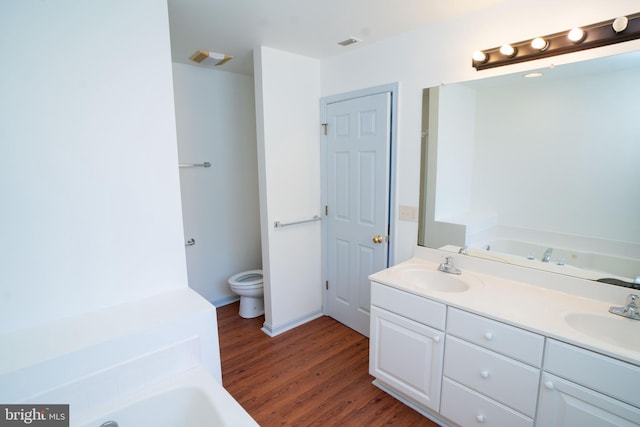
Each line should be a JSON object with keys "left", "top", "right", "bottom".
{"left": 544, "top": 381, "right": 554, "bottom": 390}
{"left": 433, "top": 336, "right": 441, "bottom": 343}
{"left": 476, "top": 414, "right": 486, "bottom": 423}
{"left": 480, "top": 370, "right": 490, "bottom": 379}
{"left": 484, "top": 332, "right": 493, "bottom": 341}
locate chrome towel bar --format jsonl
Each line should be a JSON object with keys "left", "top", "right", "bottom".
{"left": 179, "top": 162, "right": 211, "bottom": 168}
{"left": 274, "top": 215, "right": 321, "bottom": 228}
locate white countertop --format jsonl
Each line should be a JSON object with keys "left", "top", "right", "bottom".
{"left": 370, "top": 247, "right": 640, "bottom": 366}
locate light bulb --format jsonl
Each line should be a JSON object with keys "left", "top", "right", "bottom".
{"left": 568, "top": 27, "right": 585, "bottom": 43}
{"left": 531, "top": 37, "right": 549, "bottom": 50}
{"left": 500, "top": 44, "right": 516, "bottom": 57}
{"left": 472, "top": 50, "right": 488, "bottom": 62}
{"left": 612, "top": 16, "right": 629, "bottom": 33}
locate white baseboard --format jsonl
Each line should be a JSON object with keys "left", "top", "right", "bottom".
{"left": 261, "top": 310, "right": 324, "bottom": 337}
{"left": 211, "top": 295, "right": 240, "bottom": 307}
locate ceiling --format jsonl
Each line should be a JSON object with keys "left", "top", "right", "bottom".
{"left": 167, "top": 0, "right": 507, "bottom": 75}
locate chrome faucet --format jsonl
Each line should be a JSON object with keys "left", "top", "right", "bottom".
{"left": 438, "top": 256, "right": 461, "bottom": 275}
{"left": 609, "top": 294, "right": 640, "bottom": 320}
{"left": 541, "top": 247, "right": 553, "bottom": 263}
{"left": 458, "top": 246, "right": 468, "bottom": 255}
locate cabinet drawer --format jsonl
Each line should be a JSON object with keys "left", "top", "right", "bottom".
{"left": 446, "top": 307, "right": 544, "bottom": 367}
{"left": 371, "top": 282, "right": 446, "bottom": 330}
{"left": 440, "top": 378, "right": 533, "bottom": 427}
{"left": 544, "top": 339, "right": 640, "bottom": 408}
{"left": 444, "top": 336, "right": 540, "bottom": 417}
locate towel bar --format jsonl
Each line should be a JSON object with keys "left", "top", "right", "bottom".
{"left": 179, "top": 162, "right": 211, "bottom": 168}
{"left": 274, "top": 215, "right": 321, "bottom": 228}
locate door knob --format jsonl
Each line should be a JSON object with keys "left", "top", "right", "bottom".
{"left": 372, "top": 235, "right": 383, "bottom": 244}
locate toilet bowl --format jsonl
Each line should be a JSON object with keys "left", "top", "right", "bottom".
{"left": 228, "top": 269, "right": 264, "bottom": 318}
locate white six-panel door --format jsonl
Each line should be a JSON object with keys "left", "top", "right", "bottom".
{"left": 324, "top": 92, "right": 391, "bottom": 337}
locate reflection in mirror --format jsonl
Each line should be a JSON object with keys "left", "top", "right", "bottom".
{"left": 418, "top": 50, "right": 640, "bottom": 286}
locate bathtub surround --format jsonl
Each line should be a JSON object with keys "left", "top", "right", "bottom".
{"left": 0, "top": 290, "right": 221, "bottom": 420}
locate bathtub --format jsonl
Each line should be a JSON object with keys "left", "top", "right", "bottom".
{"left": 75, "top": 366, "right": 258, "bottom": 427}
{"left": 468, "top": 239, "right": 639, "bottom": 281}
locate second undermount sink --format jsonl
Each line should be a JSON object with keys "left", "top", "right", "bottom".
{"left": 564, "top": 312, "right": 640, "bottom": 353}
{"left": 396, "top": 267, "right": 484, "bottom": 293}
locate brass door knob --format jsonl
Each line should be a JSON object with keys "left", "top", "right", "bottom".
{"left": 372, "top": 235, "right": 383, "bottom": 244}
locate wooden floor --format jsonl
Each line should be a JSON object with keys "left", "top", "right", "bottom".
{"left": 217, "top": 302, "right": 437, "bottom": 426}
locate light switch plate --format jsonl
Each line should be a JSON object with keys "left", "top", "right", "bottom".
{"left": 399, "top": 205, "right": 418, "bottom": 222}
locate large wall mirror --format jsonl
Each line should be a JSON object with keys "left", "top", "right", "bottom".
{"left": 418, "top": 50, "right": 640, "bottom": 286}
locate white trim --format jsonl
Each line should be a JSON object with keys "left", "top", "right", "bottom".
{"left": 372, "top": 380, "right": 454, "bottom": 427}
{"left": 211, "top": 295, "right": 240, "bottom": 308}
{"left": 261, "top": 311, "right": 324, "bottom": 337}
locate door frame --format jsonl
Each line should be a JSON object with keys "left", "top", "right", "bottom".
{"left": 320, "top": 82, "right": 399, "bottom": 314}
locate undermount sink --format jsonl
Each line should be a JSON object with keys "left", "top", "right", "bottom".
{"left": 396, "top": 267, "right": 483, "bottom": 293}
{"left": 564, "top": 312, "right": 640, "bottom": 353}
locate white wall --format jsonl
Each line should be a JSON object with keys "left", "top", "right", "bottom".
{"left": 433, "top": 84, "right": 476, "bottom": 221}
{"left": 172, "top": 63, "right": 261, "bottom": 305}
{"left": 254, "top": 47, "right": 323, "bottom": 335}
{"left": 320, "top": 0, "right": 640, "bottom": 263}
{"left": 0, "top": 0, "right": 187, "bottom": 334}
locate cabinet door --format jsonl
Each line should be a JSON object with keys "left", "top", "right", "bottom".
{"left": 369, "top": 306, "right": 444, "bottom": 411}
{"left": 536, "top": 373, "right": 640, "bottom": 427}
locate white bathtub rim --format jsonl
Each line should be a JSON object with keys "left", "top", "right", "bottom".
{"left": 73, "top": 365, "right": 258, "bottom": 427}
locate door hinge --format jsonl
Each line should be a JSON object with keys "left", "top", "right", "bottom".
{"left": 321, "top": 123, "right": 328, "bottom": 135}
{"left": 325, "top": 280, "right": 329, "bottom": 290}
{"left": 325, "top": 205, "right": 328, "bottom": 215}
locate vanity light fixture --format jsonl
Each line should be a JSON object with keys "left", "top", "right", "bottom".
{"left": 472, "top": 12, "right": 640, "bottom": 70}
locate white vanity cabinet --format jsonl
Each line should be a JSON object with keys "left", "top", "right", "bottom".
{"left": 536, "top": 340, "right": 640, "bottom": 426}
{"left": 369, "top": 277, "right": 640, "bottom": 427}
{"left": 369, "top": 282, "right": 446, "bottom": 412}
{"left": 440, "top": 308, "right": 543, "bottom": 427}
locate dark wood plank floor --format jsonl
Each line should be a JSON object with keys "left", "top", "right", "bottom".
{"left": 217, "top": 302, "right": 437, "bottom": 426}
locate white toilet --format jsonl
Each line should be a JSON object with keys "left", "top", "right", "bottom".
{"left": 228, "top": 269, "right": 264, "bottom": 318}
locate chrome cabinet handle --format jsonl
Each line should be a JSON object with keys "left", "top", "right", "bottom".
{"left": 185, "top": 238, "right": 196, "bottom": 247}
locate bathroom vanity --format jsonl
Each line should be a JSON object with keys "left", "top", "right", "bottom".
{"left": 369, "top": 247, "right": 640, "bottom": 427}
